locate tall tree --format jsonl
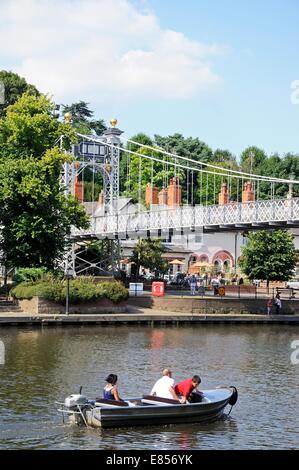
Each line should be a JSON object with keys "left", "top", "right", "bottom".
{"left": 119, "top": 133, "right": 153, "bottom": 194}
{"left": 239, "top": 230, "right": 296, "bottom": 285}
{"left": 0, "top": 149, "right": 89, "bottom": 269}
{"left": 196, "top": 159, "right": 240, "bottom": 206}
{"left": 61, "top": 101, "right": 106, "bottom": 135}
{"left": 154, "top": 133, "right": 213, "bottom": 163}
{"left": 0, "top": 70, "right": 39, "bottom": 117}
{"left": 154, "top": 133, "right": 214, "bottom": 201}
{"left": 0, "top": 93, "right": 75, "bottom": 159}
{"left": 130, "top": 239, "right": 168, "bottom": 278}
{"left": 240, "top": 146, "right": 267, "bottom": 174}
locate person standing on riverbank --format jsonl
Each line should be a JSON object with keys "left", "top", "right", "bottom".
{"left": 189, "top": 275, "right": 197, "bottom": 296}
{"left": 267, "top": 299, "right": 272, "bottom": 315}
{"left": 274, "top": 294, "right": 282, "bottom": 314}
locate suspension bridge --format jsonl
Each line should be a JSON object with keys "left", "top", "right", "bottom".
{"left": 60, "top": 118, "right": 299, "bottom": 274}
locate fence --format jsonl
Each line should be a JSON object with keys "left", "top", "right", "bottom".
{"left": 164, "top": 285, "right": 299, "bottom": 300}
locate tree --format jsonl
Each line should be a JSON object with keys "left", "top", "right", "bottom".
{"left": 154, "top": 133, "right": 214, "bottom": 202}
{"left": 130, "top": 239, "right": 168, "bottom": 278}
{"left": 196, "top": 159, "right": 240, "bottom": 206}
{"left": 240, "top": 146, "right": 267, "bottom": 174}
{"left": 119, "top": 133, "right": 153, "bottom": 194}
{"left": 239, "top": 230, "right": 296, "bottom": 285}
{"left": 213, "top": 149, "right": 236, "bottom": 164}
{"left": 0, "top": 70, "right": 39, "bottom": 117}
{"left": 154, "top": 133, "right": 213, "bottom": 163}
{"left": 0, "top": 93, "right": 75, "bottom": 159}
{"left": 122, "top": 145, "right": 184, "bottom": 204}
{"left": 0, "top": 149, "right": 89, "bottom": 269}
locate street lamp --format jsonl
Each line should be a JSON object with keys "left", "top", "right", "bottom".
{"left": 65, "top": 268, "right": 75, "bottom": 315}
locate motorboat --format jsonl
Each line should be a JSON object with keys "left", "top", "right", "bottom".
{"left": 57, "top": 386, "right": 238, "bottom": 429}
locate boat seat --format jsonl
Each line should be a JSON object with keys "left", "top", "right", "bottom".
{"left": 141, "top": 395, "right": 180, "bottom": 406}
{"left": 95, "top": 398, "right": 129, "bottom": 407}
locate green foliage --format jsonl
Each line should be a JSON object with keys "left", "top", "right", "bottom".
{"left": 0, "top": 148, "right": 89, "bottom": 269}
{"left": 61, "top": 101, "right": 107, "bottom": 136}
{"left": 11, "top": 278, "right": 128, "bottom": 304}
{"left": 240, "top": 146, "right": 267, "bottom": 174}
{"left": 13, "top": 267, "right": 49, "bottom": 283}
{"left": 96, "top": 281, "right": 129, "bottom": 303}
{"left": 78, "top": 166, "right": 103, "bottom": 202}
{"left": 154, "top": 133, "right": 213, "bottom": 163}
{"left": 195, "top": 159, "right": 240, "bottom": 205}
{"left": 131, "top": 239, "right": 168, "bottom": 276}
{"left": 239, "top": 230, "right": 297, "bottom": 282}
{"left": 123, "top": 146, "right": 183, "bottom": 203}
{"left": 0, "top": 93, "right": 76, "bottom": 158}
{"left": 0, "top": 70, "right": 39, "bottom": 117}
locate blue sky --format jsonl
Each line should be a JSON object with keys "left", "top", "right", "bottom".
{"left": 1, "top": 0, "right": 298, "bottom": 158}
{"left": 126, "top": 0, "right": 299, "bottom": 157}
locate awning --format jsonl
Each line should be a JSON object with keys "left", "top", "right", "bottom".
{"left": 168, "top": 259, "right": 185, "bottom": 265}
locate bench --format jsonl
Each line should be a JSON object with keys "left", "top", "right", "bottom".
{"left": 141, "top": 395, "right": 180, "bottom": 406}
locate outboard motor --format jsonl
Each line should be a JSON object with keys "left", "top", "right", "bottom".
{"left": 64, "top": 394, "right": 88, "bottom": 426}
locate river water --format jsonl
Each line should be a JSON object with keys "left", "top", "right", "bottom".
{"left": 0, "top": 324, "right": 298, "bottom": 450}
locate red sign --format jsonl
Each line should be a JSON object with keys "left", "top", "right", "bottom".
{"left": 152, "top": 282, "right": 165, "bottom": 297}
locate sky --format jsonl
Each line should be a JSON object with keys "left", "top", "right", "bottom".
{"left": 0, "top": 0, "right": 299, "bottom": 158}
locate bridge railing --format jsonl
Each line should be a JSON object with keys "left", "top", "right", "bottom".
{"left": 71, "top": 197, "right": 299, "bottom": 238}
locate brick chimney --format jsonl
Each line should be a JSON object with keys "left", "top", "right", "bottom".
{"left": 145, "top": 183, "right": 159, "bottom": 206}
{"left": 158, "top": 187, "right": 168, "bottom": 205}
{"left": 242, "top": 181, "right": 255, "bottom": 203}
{"left": 98, "top": 190, "right": 104, "bottom": 207}
{"left": 167, "top": 177, "right": 182, "bottom": 207}
{"left": 218, "top": 182, "right": 229, "bottom": 205}
{"left": 74, "top": 175, "right": 84, "bottom": 203}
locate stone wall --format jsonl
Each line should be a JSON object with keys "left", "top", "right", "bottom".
{"left": 18, "top": 297, "right": 129, "bottom": 315}
{"left": 127, "top": 296, "right": 299, "bottom": 315}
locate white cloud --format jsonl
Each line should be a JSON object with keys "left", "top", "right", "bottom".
{"left": 0, "top": 0, "right": 225, "bottom": 103}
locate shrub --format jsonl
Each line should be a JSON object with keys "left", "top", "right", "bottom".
{"left": 13, "top": 267, "right": 63, "bottom": 284}
{"left": 11, "top": 277, "right": 128, "bottom": 304}
{"left": 97, "top": 281, "right": 129, "bottom": 303}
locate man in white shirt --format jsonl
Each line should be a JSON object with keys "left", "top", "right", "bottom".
{"left": 150, "top": 368, "right": 181, "bottom": 401}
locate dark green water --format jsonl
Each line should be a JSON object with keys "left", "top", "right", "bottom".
{"left": 0, "top": 324, "right": 298, "bottom": 449}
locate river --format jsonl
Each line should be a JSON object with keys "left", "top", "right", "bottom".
{"left": 0, "top": 324, "right": 298, "bottom": 449}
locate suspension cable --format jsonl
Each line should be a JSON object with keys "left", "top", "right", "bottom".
{"left": 77, "top": 133, "right": 299, "bottom": 185}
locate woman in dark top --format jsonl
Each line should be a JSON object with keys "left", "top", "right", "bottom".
{"left": 103, "top": 374, "right": 122, "bottom": 401}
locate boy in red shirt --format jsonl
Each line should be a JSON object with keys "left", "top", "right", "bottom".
{"left": 174, "top": 375, "right": 202, "bottom": 404}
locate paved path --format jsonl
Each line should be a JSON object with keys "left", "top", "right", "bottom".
{"left": 0, "top": 308, "right": 298, "bottom": 325}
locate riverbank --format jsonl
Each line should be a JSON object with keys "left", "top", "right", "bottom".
{"left": 0, "top": 308, "right": 298, "bottom": 325}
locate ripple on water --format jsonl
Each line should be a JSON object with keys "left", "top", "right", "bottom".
{"left": 0, "top": 324, "right": 298, "bottom": 449}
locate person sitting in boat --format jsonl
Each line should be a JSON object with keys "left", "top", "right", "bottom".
{"left": 174, "top": 375, "right": 203, "bottom": 404}
{"left": 150, "top": 368, "right": 181, "bottom": 402}
{"left": 103, "top": 374, "right": 122, "bottom": 401}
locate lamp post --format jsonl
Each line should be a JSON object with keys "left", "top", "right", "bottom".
{"left": 65, "top": 268, "right": 75, "bottom": 315}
